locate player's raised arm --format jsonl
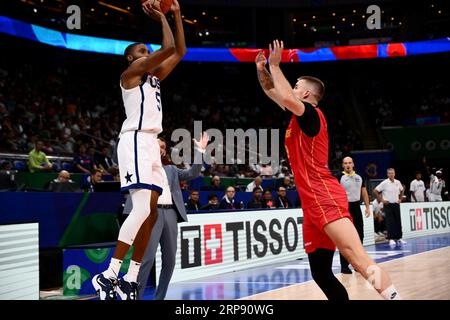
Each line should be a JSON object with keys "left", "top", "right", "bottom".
{"left": 268, "top": 40, "right": 306, "bottom": 116}
{"left": 255, "top": 51, "right": 286, "bottom": 110}
{"left": 122, "top": 2, "right": 175, "bottom": 87}
{"left": 152, "top": 0, "right": 187, "bottom": 80}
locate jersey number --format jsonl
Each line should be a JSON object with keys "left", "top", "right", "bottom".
{"left": 155, "top": 92, "right": 161, "bottom": 111}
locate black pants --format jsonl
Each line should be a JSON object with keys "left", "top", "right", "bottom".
{"left": 384, "top": 203, "right": 402, "bottom": 240}
{"left": 309, "top": 248, "right": 349, "bottom": 300}
{"left": 340, "top": 201, "right": 363, "bottom": 269}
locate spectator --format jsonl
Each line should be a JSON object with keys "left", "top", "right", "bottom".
{"left": 410, "top": 171, "right": 426, "bottom": 202}
{"left": 73, "top": 144, "right": 96, "bottom": 174}
{"left": 185, "top": 190, "right": 202, "bottom": 211}
{"left": 275, "top": 187, "right": 292, "bottom": 208}
{"left": 373, "top": 168, "right": 406, "bottom": 247}
{"left": 81, "top": 168, "right": 103, "bottom": 192}
{"left": 0, "top": 161, "right": 17, "bottom": 191}
{"left": 246, "top": 187, "right": 263, "bottom": 209}
{"left": 261, "top": 189, "right": 275, "bottom": 208}
{"left": 95, "top": 145, "right": 114, "bottom": 172}
{"left": 201, "top": 175, "right": 222, "bottom": 191}
{"left": 1, "top": 161, "right": 12, "bottom": 171}
{"left": 201, "top": 193, "right": 219, "bottom": 210}
{"left": 219, "top": 186, "right": 237, "bottom": 210}
{"left": 259, "top": 163, "right": 273, "bottom": 177}
{"left": 28, "top": 140, "right": 53, "bottom": 173}
{"left": 246, "top": 176, "right": 263, "bottom": 192}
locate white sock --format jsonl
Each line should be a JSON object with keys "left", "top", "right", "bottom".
{"left": 381, "top": 285, "right": 401, "bottom": 300}
{"left": 123, "top": 260, "right": 141, "bottom": 283}
{"left": 102, "top": 258, "right": 122, "bottom": 279}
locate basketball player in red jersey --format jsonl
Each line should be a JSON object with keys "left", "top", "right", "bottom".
{"left": 256, "top": 40, "right": 401, "bottom": 300}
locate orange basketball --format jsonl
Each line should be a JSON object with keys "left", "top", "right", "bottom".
{"left": 141, "top": 0, "right": 173, "bottom": 14}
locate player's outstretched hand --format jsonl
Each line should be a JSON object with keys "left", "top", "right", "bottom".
{"left": 269, "top": 39, "right": 284, "bottom": 67}
{"left": 170, "top": 0, "right": 181, "bottom": 13}
{"left": 255, "top": 51, "right": 267, "bottom": 70}
{"left": 193, "top": 132, "right": 209, "bottom": 151}
{"left": 143, "top": 0, "right": 164, "bottom": 21}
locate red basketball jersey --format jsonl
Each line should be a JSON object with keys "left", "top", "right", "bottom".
{"left": 285, "top": 106, "right": 349, "bottom": 215}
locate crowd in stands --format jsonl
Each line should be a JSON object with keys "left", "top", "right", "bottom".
{"left": 354, "top": 57, "right": 450, "bottom": 128}
{"left": 0, "top": 44, "right": 448, "bottom": 224}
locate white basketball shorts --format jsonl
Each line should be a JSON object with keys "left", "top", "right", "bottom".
{"left": 117, "top": 131, "right": 164, "bottom": 194}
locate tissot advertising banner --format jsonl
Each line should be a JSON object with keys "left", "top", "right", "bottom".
{"left": 403, "top": 202, "right": 450, "bottom": 238}
{"left": 155, "top": 207, "right": 375, "bottom": 283}
{"left": 156, "top": 209, "right": 305, "bottom": 283}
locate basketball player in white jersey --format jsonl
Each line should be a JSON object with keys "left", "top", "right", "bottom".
{"left": 92, "top": 0, "right": 186, "bottom": 300}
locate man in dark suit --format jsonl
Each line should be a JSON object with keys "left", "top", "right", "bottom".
{"left": 124, "top": 133, "right": 209, "bottom": 300}
{"left": 246, "top": 187, "right": 263, "bottom": 209}
{"left": 219, "top": 186, "right": 237, "bottom": 210}
{"left": 275, "top": 186, "right": 292, "bottom": 208}
{"left": 185, "top": 190, "right": 201, "bottom": 211}
{"left": 200, "top": 193, "right": 219, "bottom": 210}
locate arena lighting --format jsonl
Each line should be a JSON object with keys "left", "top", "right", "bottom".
{"left": 98, "top": 1, "right": 130, "bottom": 14}
{"left": 1, "top": 15, "right": 450, "bottom": 62}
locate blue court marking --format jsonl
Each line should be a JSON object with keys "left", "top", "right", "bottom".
{"left": 141, "top": 233, "right": 450, "bottom": 300}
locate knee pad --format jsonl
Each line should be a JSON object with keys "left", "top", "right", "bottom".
{"left": 118, "top": 189, "right": 152, "bottom": 245}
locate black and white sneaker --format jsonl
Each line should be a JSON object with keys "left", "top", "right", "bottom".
{"left": 92, "top": 273, "right": 117, "bottom": 300}
{"left": 117, "top": 278, "right": 138, "bottom": 300}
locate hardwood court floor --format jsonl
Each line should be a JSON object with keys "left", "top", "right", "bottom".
{"left": 242, "top": 246, "right": 450, "bottom": 300}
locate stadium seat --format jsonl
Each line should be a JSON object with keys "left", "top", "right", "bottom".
{"left": 102, "top": 174, "right": 114, "bottom": 182}
{"left": 13, "top": 160, "right": 27, "bottom": 171}
{"left": 62, "top": 162, "right": 74, "bottom": 172}
{"left": 52, "top": 162, "right": 61, "bottom": 172}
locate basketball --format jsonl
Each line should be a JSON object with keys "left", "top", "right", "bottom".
{"left": 141, "top": 0, "right": 173, "bottom": 14}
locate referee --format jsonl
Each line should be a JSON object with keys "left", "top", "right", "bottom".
{"left": 337, "top": 157, "right": 371, "bottom": 274}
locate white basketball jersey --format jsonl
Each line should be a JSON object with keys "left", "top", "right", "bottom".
{"left": 120, "top": 73, "right": 163, "bottom": 134}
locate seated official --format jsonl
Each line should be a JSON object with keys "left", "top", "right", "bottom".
{"left": 246, "top": 187, "right": 263, "bottom": 209}
{"left": 275, "top": 186, "right": 292, "bottom": 208}
{"left": 200, "top": 194, "right": 220, "bottom": 210}
{"left": 219, "top": 186, "right": 237, "bottom": 210}
{"left": 48, "top": 170, "right": 78, "bottom": 192}
{"left": 81, "top": 169, "right": 104, "bottom": 192}
{"left": 261, "top": 189, "right": 275, "bottom": 208}
{"left": 185, "top": 190, "right": 202, "bottom": 211}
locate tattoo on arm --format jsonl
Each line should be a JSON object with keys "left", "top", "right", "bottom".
{"left": 257, "top": 68, "right": 275, "bottom": 91}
